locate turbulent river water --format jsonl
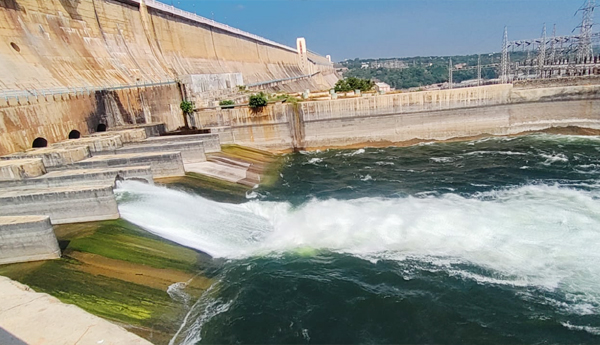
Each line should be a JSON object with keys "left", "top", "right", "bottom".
{"left": 115, "top": 133, "right": 600, "bottom": 344}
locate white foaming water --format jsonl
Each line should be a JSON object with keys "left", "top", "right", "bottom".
{"left": 115, "top": 181, "right": 600, "bottom": 312}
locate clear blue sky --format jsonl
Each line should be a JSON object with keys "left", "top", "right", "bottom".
{"left": 169, "top": 0, "right": 585, "bottom": 61}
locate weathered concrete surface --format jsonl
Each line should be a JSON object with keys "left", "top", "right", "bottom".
{"left": 0, "top": 159, "right": 46, "bottom": 181}
{"left": 0, "top": 166, "right": 154, "bottom": 188}
{"left": 66, "top": 152, "right": 185, "bottom": 178}
{"left": 89, "top": 128, "right": 147, "bottom": 143}
{"left": 0, "top": 185, "right": 119, "bottom": 224}
{"left": 0, "top": 215, "right": 60, "bottom": 265}
{"left": 185, "top": 161, "right": 249, "bottom": 184}
{"left": 143, "top": 133, "right": 221, "bottom": 152}
{"left": 52, "top": 135, "right": 123, "bottom": 153}
{"left": 191, "top": 105, "right": 295, "bottom": 150}
{"left": 110, "top": 141, "right": 207, "bottom": 163}
{"left": 0, "top": 276, "right": 153, "bottom": 345}
{"left": 0, "top": 0, "right": 335, "bottom": 155}
{"left": 1, "top": 146, "right": 91, "bottom": 168}
{"left": 110, "top": 123, "right": 166, "bottom": 138}
{"left": 0, "top": 84, "right": 183, "bottom": 156}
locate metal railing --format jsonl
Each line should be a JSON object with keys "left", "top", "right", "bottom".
{"left": 245, "top": 73, "right": 319, "bottom": 88}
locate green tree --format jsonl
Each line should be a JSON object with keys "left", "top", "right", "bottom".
{"left": 334, "top": 77, "right": 374, "bottom": 92}
{"left": 179, "top": 100, "right": 193, "bottom": 128}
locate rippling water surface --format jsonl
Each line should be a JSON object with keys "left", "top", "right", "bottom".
{"left": 116, "top": 134, "right": 600, "bottom": 344}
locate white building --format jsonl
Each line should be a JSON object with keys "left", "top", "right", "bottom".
{"left": 374, "top": 82, "right": 391, "bottom": 93}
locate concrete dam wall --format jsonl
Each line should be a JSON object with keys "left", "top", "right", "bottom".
{"left": 0, "top": 0, "right": 336, "bottom": 155}
{"left": 194, "top": 84, "right": 600, "bottom": 150}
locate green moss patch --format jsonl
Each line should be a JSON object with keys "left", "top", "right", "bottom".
{"left": 0, "top": 219, "right": 212, "bottom": 344}
{"left": 65, "top": 220, "right": 201, "bottom": 272}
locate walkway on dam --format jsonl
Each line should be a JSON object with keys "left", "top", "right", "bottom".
{"left": 0, "top": 276, "right": 152, "bottom": 345}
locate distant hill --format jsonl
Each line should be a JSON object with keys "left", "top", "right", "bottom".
{"left": 339, "top": 54, "right": 508, "bottom": 90}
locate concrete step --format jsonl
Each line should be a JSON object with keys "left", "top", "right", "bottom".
{"left": 0, "top": 166, "right": 153, "bottom": 188}
{"left": 88, "top": 128, "right": 147, "bottom": 143}
{"left": 56, "top": 152, "right": 185, "bottom": 179}
{"left": 207, "top": 155, "right": 251, "bottom": 169}
{"left": 0, "top": 185, "right": 119, "bottom": 224}
{"left": 0, "top": 159, "right": 46, "bottom": 181}
{"left": 98, "top": 141, "right": 207, "bottom": 164}
{"left": 143, "top": 133, "right": 221, "bottom": 153}
{"left": 184, "top": 162, "right": 253, "bottom": 186}
{"left": 1, "top": 146, "right": 90, "bottom": 168}
{"left": 0, "top": 215, "right": 60, "bottom": 265}
{"left": 52, "top": 136, "right": 123, "bottom": 153}
{"left": 108, "top": 123, "right": 166, "bottom": 138}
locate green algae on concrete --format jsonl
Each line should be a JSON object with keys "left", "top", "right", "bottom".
{"left": 157, "top": 144, "right": 284, "bottom": 203}
{"left": 0, "top": 219, "right": 212, "bottom": 344}
{"left": 219, "top": 144, "right": 284, "bottom": 187}
{"left": 64, "top": 220, "right": 203, "bottom": 272}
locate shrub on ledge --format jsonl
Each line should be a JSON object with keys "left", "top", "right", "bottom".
{"left": 248, "top": 92, "right": 268, "bottom": 109}
{"left": 219, "top": 100, "right": 235, "bottom": 109}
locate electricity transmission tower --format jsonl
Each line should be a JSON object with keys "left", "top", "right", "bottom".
{"left": 576, "top": 0, "right": 596, "bottom": 61}
{"left": 500, "top": 26, "right": 509, "bottom": 83}
{"left": 500, "top": 0, "right": 599, "bottom": 82}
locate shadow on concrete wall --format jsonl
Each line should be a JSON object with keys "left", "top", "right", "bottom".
{"left": 58, "top": 0, "right": 82, "bottom": 20}
{"left": 0, "top": 1, "right": 22, "bottom": 11}
{"left": 0, "top": 327, "right": 28, "bottom": 345}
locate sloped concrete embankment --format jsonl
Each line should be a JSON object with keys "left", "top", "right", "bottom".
{"left": 0, "top": 0, "right": 335, "bottom": 155}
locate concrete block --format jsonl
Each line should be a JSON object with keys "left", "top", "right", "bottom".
{"left": 0, "top": 215, "right": 60, "bottom": 265}
{"left": 1, "top": 147, "right": 90, "bottom": 168}
{"left": 113, "top": 141, "right": 207, "bottom": 163}
{"left": 66, "top": 152, "right": 185, "bottom": 178}
{"left": 0, "top": 185, "right": 119, "bottom": 224}
{"left": 143, "top": 133, "right": 221, "bottom": 152}
{"left": 89, "top": 129, "right": 147, "bottom": 143}
{"left": 52, "top": 135, "right": 123, "bottom": 153}
{"left": 110, "top": 123, "right": 166, "bottom": 137}
{"left": 204, "top": 127, "right": 234, "bottom": 144}
{"left": 0, "top": 159, "right": 46, "bottom": 181}
{"left": 0, "top": 166, "right": 154, "bottom": 189}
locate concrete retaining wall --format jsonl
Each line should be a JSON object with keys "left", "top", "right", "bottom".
{"left": 0, "top": 166, "right": 154, "bottom": 189}
{"left": 191, "top": 83, "right": 600, "bottom": 150}
{"left": 0, "top": 186, "right": 120, "bottom": 224}
{"left": 0, "top": 84, "right": 183, "bottom": 156}
{"left": 0, "top": 215, "right": 60, "bottom": 265}
{"left": 192, "top": 105, "right": 295, "bottom": 150}
{"left": 144, "top": 133, "right": 222, "bottom": 152}
{"left": 302, "top": 99, "right": 600, "bottom": 148}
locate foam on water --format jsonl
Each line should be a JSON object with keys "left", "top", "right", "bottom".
{"left": 115, "top": 181, "right": 600, "bottom": 313}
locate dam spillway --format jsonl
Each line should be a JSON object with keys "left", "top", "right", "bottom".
{"left": 0, "top": 0, "right": 336, "bottom": 155}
